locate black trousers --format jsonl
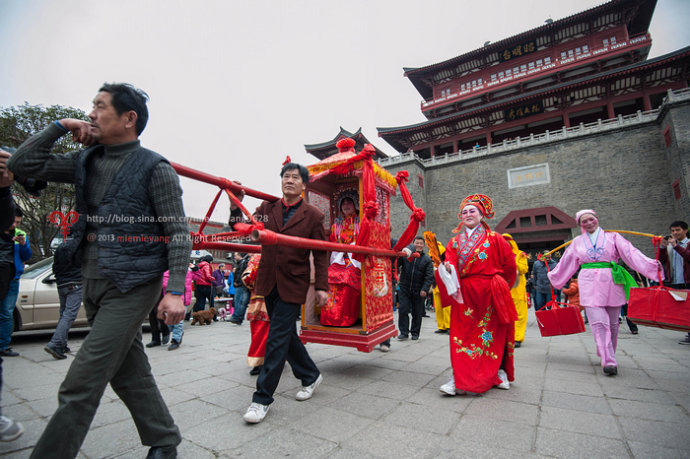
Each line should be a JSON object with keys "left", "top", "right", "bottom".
{"left": 148, "top": 302, "right": 169, "bottom": 343}
{"left": 252, "top": 288, "right": 320, "bottom": 405}
{"left": 397, "top": 288, "right": 425, "bottom": 338}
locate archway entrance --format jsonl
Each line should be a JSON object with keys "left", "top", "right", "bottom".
{"left": 495, "top": 206, "right": 577, "bottom": 265}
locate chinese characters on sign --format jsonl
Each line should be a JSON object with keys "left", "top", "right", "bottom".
{"left": 507, "top": 164, "right": 550, "bottom": 189}
{"left": 499, "top": 41, "right": 537, "bottom": 62}
{"left": 504, "top": 101, "right": 545, "bottom": 122}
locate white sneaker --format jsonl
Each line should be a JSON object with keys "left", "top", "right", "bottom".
{"left": 243, "top": 402, "right": 269, "bottom": 423}
{"left": 497, "top": 369, "right": 510, "bottom": 390}
{"left": 440, "top": 379, "right": 457, "bottom": 396}
{"left": 0, "top": 415, "right": 24, "bottom": 442}
{"left": 295, "top": 374, "right": 323, "bottom": 401}
{"left": 379, "top": 344, "right": 390, "bottom": 352}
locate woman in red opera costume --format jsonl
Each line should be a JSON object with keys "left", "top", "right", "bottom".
{"left": 320, "top": 191, "right": 361, "bottom": 327}
{"left": 437, "top": 194, "right": 518, "bottom": 395}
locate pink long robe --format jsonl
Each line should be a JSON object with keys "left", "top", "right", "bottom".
{"left": 547, "top": 231, "right": 662, "bottom": 307}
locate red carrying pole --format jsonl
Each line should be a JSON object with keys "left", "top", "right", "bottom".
{"left": 198, "top": 242, "right": 261, "bottom": 254}
{"left": 171, "top": 162, "right": 280, "bottom": 202}
{"left": 235, "top": 224, "right": 413, "bottom": 258}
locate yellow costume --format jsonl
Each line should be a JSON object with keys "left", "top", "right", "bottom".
{"left": 503, "top": 234, "right": 529, "bottom": 343}
{"left": 433, "top": 285, "right": 451, "bottom": 330}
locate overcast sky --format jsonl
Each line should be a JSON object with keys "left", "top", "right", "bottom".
{"left": 1, "top": 0, "right": 688, "bottom": 222}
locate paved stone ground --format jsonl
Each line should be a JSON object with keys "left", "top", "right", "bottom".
{"left": 1, "top": 312, "right": 689, "bottom": 458}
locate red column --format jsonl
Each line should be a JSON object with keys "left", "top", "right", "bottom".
{"left": 607, "top": 103, "right": 615, "bottom": 119}
{"left": 643, "top": 94, "right": 652, "bottom": 112}
{"left": 563, "top": 112, "right": 571, "bottom": 128}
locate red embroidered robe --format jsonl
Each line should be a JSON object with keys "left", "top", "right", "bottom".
{"left": 439, "top": 225, "right": 518, "bottom": 393}
{"left": 320, "top": 215, "right": 361, "bottom": 326}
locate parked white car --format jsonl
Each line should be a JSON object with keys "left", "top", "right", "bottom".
{"left": 12, "top": 257, "right": 88, "bottom": 333}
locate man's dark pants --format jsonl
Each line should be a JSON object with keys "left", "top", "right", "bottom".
{"left": 148, "top": 300, "right": 170, "bottom": 344}
{"left": 230, "top": 284, "right": 250, "bottom": 324}
{"left": 397, "top": 288, "right": 425, "bottom": 338}
{"left": 30, "top": 276, "right": 180, "bottom": 459}
{"left": 193, "top": 285, "right": 214, "bottom": 311}
{"left": 48, "top": 284, "right": 84, "bottom": 351}
{"left": 253, "top": 288, "right": 319, "bottom": 405}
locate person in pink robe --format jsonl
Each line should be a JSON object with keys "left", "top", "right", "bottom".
{"left": 547, "top": 209, "right": 663, "bottom": 376}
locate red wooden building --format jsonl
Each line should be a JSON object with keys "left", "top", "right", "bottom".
{"left": 378, "top": 0, "right": 688, "bottom": 158}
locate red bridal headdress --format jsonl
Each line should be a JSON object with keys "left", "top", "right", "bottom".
{"left": 459, "top": 194, "right": 494, "bottom": 219}
{"left": 452, "top": 194, "right": 494, "bottom": 233}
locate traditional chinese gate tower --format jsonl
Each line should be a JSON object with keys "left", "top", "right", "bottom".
{"left": 378, "top": 0, "right": 684, "bottom": 157}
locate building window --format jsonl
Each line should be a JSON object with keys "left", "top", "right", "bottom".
{"left": 536, "top": 59, "right": 543, "bottom": 67}
{"left": 544, "top": 56, "right": 551, "bottom": 64}
{"left": 610, "top": 36, "right": 616, "bottom": 44}
{"left": 603, "top": 38, "right": 609, "bottom": 47}
{"left": 418, "top": 173, "right": 424, "bottom": 189}
{"left": 528, "top": 61, "right": 535, "bottom": 69}
{"left": 568, "top": 49, "right": 574, "bottom": 57}
{"left": 472, "top": 80, "right": 477, "bottom": 87}
{"left": 561, "top": 51, "right": 567, "bottom": 59}
{"left": 491, "top": 74, "right": 497, "bottom": 81}
{"left": 583, "top": 45, "right": 589, "bottom": 53}
{"left": 513, "top": 66, "right": 519, "bottom": 74}
{"left": 506, "top": 69, "right": 512, "bottom": 76}
{"left": 520, "top": 64, "right": 527, "bottom": 72}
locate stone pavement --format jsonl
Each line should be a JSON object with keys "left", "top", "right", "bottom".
{"left": 1, "top": 312, "right": 689, "bottom": 458}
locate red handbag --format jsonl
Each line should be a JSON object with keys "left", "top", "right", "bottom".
{"left": 535, "top": 301, "right": 586, "bottom": 337}
{"left": 628, "top": 286, "right": 690, "bottom": 332}
{"left": 536, "top": 257, "right": 586, "bottom": 337}
{"left": 626, "top": 237, "right": 690, "bottom": 332}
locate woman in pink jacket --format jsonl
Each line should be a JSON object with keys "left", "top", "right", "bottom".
{"left": 548, "top": 209, "right": 662, "bottom": 376}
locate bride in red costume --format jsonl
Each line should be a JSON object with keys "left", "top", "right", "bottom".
{"left": 437, "top": 194, "right": 518, "bottom": 394}
{"left": 320, "top": 191, "right": 361, "bottom": 326}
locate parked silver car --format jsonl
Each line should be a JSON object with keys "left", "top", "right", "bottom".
{"left": 12, "top": 257, "right": 88, "bottom": 333}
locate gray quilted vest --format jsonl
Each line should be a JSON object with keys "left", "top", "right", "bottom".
{"left": 64, "top": 146, "right": 169, "bottom": 293}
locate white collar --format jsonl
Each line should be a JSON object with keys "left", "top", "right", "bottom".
{"left": 465, "top": 226, "right": 479, "bottom": 238}
{"left": 587, "top": 227, "right": 601, "bottom": 245}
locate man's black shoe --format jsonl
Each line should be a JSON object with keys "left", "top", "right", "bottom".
{"left": 514, "top": 341, "right": 522, "bottom": 348}
{"left": 228, "top": 319, "right": 242, "bottom": 325}
{"left": 434, "top": 329, "right": 448, "bottom": 334}
{"left": 0, "top": 348, "right": 19, "bottom": 357}
{"left": 146, "top": 445, "right": 177, "bottom": 459}
{"left": 397, "top": 334, "right": 408, "bottom": 341}
{"left": 162, "top": 334, "right": 171, "bottom": 345}
{"left": 249, "top": 365, "right": 262, "bottom": 376}
{"left": 145, "top": 341, "right": 161, "bottom": 348}
{"left": 44, "top": 344, "right": 67, "bottom": 360}
{"left": 168, "top": 340, "right": 180, "bottom": 351}
{"left": 411, "top": 336, "right": 419, "bottom": 341}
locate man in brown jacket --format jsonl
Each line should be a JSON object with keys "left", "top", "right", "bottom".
{"left": 231, "top": 162, "right": 328, "bottom": 423}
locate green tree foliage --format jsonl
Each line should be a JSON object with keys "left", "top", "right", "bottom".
{"left": 0, "top": 103, "right": 89, "bottom": 260}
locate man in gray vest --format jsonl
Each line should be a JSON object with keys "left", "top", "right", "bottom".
{"left": 8, "top": 83, "right": 190, "bottom": 459}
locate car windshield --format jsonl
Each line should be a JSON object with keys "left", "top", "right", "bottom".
{"left": 22, "top": 257, "right": 54, "bottom": 279}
